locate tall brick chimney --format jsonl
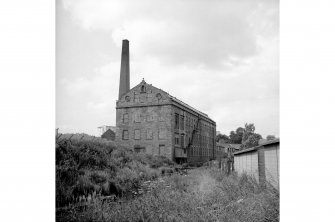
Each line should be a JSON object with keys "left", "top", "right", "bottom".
{"left": 118, "top": 39, "right": 130, "bottom": 100}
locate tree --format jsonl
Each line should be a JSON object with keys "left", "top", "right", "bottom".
{"left": 242, "top": 123, "right": 255, "bottom": 144}
{"left": 242, "top": 133, "right": 263, "bottom": 149}
{"left": 229, "top": 127, "right": 244, "bottom": 144}
{"left": 266, "top": 135, "right": 276, "bottom": 141}
{"left": 216, "top": 134, "right": 230, "bottom": 143}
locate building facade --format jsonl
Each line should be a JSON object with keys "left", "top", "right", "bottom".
{"left": 116, "top": 79, "right": 216, "bottom": 164}
{"left": 115, "top": 40, "right": 216, "bottom": 164}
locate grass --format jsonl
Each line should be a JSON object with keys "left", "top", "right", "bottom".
{"left": 56, "top": 137, "right": 175, "bottom": 209}
{"left": 59, "top": 167, "right": 279, "bottom": 222}
{"left": 56, "top": 137, "right": 279, "bottom": 222}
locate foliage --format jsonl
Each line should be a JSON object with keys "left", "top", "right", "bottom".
{"left": 266, "top": 135, "right": 276, "bottom": 141}
{"left": 56, "top": 138, "right": 175, "bottom": 208}
{"left": 229, "top": 127, "right": 244, "bottom": 144}
{"left": 242, "top": 133, "right": 263, "bottom": 149}
{"left": 242, "top": 123, "right": 255, "bottom": 143}
{"left": 219, "top": 123, "right": 266, "bottom": 148}
{"left": 216, "top": 133, "right": 230, "bottom": 143}
{"left": 63, "top": 168, "right": 279, "bottom": 222}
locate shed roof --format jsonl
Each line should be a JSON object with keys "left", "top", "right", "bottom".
{"left": 234, "top": 139, "right": 280, "bottom": 155}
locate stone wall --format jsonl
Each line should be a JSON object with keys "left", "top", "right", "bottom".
{"left": 171, "top": 105, "right": 216, "bottom": 164}
{"left": 116, "top": 104, "right": 173, "bottom": 160}
{"left": 115, "top": 79, "right": 216, "bottom": 163}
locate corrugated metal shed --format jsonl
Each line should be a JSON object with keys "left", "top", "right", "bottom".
{"left": 234, "top": 139, "right": 279, "bottom": 189}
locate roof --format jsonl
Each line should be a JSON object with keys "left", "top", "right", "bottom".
{"left": 136, "top": 80, "right": 214, "bottom": 122}
{"left": 117, "top": 79, "right": 215, "bottom": 123}
{"left": 258, "top": 138, "right": 279, "bottom": 146}
{"left": 234, "top": 146, "right": 258, "bottom": 155}
{"left": 169, "top": 96, "right": 208, "bottom": 117}
{"left": 229, "top": 144, "right": 241, "bottom": 150}
{"left": 102, "top": 129, "right": 115, "bottom": 134}
{"left": 234, "top": 139, "right": 280, "bottom": 155}
{"left": 216, "top": 142, "right": 241, "bottom": 150}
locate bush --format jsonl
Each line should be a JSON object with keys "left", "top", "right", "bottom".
{"left": 56, "top": 137, "right": 173, "bottom": 208}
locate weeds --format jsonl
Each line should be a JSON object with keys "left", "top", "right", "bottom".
{"left": 60, "top": 167, "right": 279, "bottom": 222}
{"left": 56, "top": 138, "right": 175, "bottom": 209}
{"left": 56, "top": 138, "right": 279, "bottom": 222}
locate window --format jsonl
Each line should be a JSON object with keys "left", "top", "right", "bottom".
{"left": 146, "top": 115, "right": 154, "bottom": 122}
{"left": 141, "top": 85, "right": 146, "bottom": 93}
{"left": 134, "top": 129, "right": 141, "bottom": 140}
{"left": 146, "top": 129, "right": 153, "bottom": 140}
{"left": 134, "top": 94, "right": 139, "bottom": 102}
{"left": 158, "top": 128, "right": 166, "bottom": 139}
{"left": 174, "top": 133, "right": 180, "bottom": 145}
{"left": 122, "top": 130, "right": 129, "bottom": 140}
{"left": 140, "top": 95, "right": 146, "bottom": 103}
{"left": 174, "top": 113, "right": 179, "bottom": 129}
{"left": 134, "top": 113, "right": 141, "bottom": 123}
{"left": 180, "top": 116, "right": 184, "bottom": 130}
{"left": 134, "top": 145, "right": 146, "bottom": 153}
{"left": 123, "top": 113, "right": 129, "bottom": 123}
{"left": 159, "top": 144, "right": 165, "bottom": 155}
{"left": 181, "top": 134, "right": 184, "bottom": 148}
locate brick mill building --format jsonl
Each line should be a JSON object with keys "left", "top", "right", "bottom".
{"left": 115, "top": 40, "right": 216, "bottom": 164}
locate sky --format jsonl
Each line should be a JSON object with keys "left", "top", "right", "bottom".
{"left": 56, "top": 0, "right": 279, "bottom": 137}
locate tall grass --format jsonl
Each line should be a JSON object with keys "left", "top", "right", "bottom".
{"left": 56, "top": 138, "right": 279, "bottom": 222}
{"left": 56, "top": 138, "right": 175, "bottom": 208}
{"left": 66, "top": 167, "right": 279, "bottom": 222}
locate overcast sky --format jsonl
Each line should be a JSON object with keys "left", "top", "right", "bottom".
{"left": 56, "top": 0, "right": 279, "bottom": 137}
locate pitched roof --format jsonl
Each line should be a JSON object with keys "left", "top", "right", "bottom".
{"left": 129, "top": 80, "right": 215, "bottom": 122}
{"left": 234, "top": 139, "right": 280, "bottom": 155}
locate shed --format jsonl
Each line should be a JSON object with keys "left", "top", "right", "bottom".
{"left": 101, "top": 129, "right": 116, "bottom": 141}
{"left": 234, "top": 139, "right": 279, "bottom": 189}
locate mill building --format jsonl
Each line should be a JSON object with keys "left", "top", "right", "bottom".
{"left": 115, "top": 40, "right": 216, "bottom": 164}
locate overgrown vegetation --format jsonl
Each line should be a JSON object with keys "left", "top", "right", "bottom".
{"left": 56, "top": 137, "right": 175, "bottom": 208}
{"left": 58, "top": 167, "right": 279, "bottom": 222}
{"left": 56, "top": 137, "right": 279, "bottom": 222}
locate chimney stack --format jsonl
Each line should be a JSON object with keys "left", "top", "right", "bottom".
{"left": 118, "top": 39, "right": 130, "bottom": 100}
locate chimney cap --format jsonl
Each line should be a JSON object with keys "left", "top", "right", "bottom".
{"left": 122, "top": 39, "right": 129, "bottom": 42}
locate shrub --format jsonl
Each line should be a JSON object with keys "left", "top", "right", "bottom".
{"left": 56, "top": 137, "right": 169, "bottom": 208}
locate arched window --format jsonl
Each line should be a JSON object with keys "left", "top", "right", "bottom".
{"left": 141, "top": 85, "right": 146, "bottom": 93}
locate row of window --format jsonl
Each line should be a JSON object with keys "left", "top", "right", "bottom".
{"left": 133, "top": 144, "right": 166, "bottom": 155}
{"left": 125, "top": 88, "right": 163, "bottom": 103}
{"left": 122, "top": 113, "right": 165, "bottom": 123}
{"left": 122, "top": 129, "right": 166, "bottom": 140}
{"left": 186, "top": 133, "right": 214, "bottom": 145}
{"left": 175, "top": 113, "right": 215, "bottom": 137}
{"left": 188, "top": 146, "right": 213, "bottom": 157}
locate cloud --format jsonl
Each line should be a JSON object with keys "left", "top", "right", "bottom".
{"left": 62, "top": 0, "right": 278, "bottom": 68}
{"left": 57, "top": 0, "right": 279, "bottom": 137}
